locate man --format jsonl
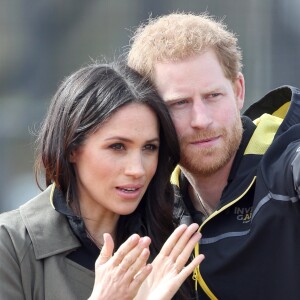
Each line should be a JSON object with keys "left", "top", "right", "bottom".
{"left": 128, "top": 12, "right": 300, "bottom": 300}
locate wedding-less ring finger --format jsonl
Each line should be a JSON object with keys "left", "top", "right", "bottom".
{"left": 174, "top": 263, "right": 183, "bottom": 274}
{"left": 118, "top": 263, "right": 128, "bottom": 272}
{"left": 117, "top": 255, "right": 135, "bottom": 273}
{"left": 99, "top": 254, "right": 111, "bottom": 259}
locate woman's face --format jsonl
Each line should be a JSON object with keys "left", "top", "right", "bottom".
{"left": 70, "top": 102, "right": 160, "bottom": 220}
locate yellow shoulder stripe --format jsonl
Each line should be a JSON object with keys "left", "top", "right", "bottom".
{"left": 171, "top": 165, "right": 181, "bottom": 186}
{"left": 245, "top": 113, "right": 282, "bottom": 155}
{"left": 273, "top": 101, "right": 290, "bottom": 118}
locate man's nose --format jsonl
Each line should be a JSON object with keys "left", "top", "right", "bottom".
{"left": 190, "top": 100, "right": 213, "bottom": 129}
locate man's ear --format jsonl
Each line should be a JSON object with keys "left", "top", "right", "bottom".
{"left": 234, "top": 72, "right": 245, "bottom": 111}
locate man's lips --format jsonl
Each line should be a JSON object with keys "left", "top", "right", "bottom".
{"left": 191, "top": 135, "right": 220, "bottom": 144}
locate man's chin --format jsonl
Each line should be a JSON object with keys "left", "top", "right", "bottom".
{"left": 180, "top": 151, "right": 230, "bottom": 176}
{"left": 180, "top": 163, "right": 221, "bottom": 177}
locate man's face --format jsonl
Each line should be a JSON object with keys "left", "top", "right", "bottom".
{"left": 154, "top": 50, "right": 245, "bottom": 176}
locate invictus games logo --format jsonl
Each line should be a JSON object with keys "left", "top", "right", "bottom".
{"left": 234, "top": 206, "right": 253, "bottom": 223}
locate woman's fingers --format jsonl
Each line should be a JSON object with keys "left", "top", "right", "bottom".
{"left": 96, "top": 233, "right": 152, "bottom": 281}
{"left": 170, "top": 223, "right": 200, "bottom": 258}
{"left": 112, "top": 234, "right": 141, "bottom": 266}
{"left": 177, "top": 253, "right": 205, "bottom": 282}
{"left": 174, "top": 231, "right": 202, "bottom": 270}
{"left": 159, "top": 223, "right": 200, "bottom": 259}
{"left": 130, "top": 263, "right": 153, "bottom": 289}
{"left": 159, "top": 224, "right": 189, "bottom": 256}
{"left": 96, "top": 233, "right": 114, "bottom": 266}
{"left": 96, "top": 233, "right": 151, "bottom": 274}
{"left": 90, "top": 234, "right": 153, "bottom": 300}
{"left": 114, "top": 236, "right": 151, "bottom": 272}
{"left": 125, "top": 247, "right": 152, "bottom": 287}
{"left": 133, "top": 226, "right": 204, "bottom": 300}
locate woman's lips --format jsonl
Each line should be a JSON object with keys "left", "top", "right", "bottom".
{"left": 116, "top": 185, "right": 144, "bottom": 200}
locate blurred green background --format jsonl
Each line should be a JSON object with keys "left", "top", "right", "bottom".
{"left": 1, "top": 0, "right": 300, "bottom": 212}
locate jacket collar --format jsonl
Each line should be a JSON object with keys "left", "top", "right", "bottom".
{"left": 20, "top": 185, "right": 80, "bottom": 260}
{"left": 244, "top": 85, "right": 300, "bottom": 137}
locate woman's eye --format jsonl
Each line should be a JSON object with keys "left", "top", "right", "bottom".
{"left": 143, "top": 144, "right": 158, "bottom": 151}
{"left": 110, "top": 143, "right": 125, "bottom": 150}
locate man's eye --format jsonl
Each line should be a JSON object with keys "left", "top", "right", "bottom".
{"left": 175, "top": 99, "right": 188, "bottom": 105}
{"left": 110, "top": 143, "right": 125, "bottom": 150}
{"left": 210, "top": 93, "right": 221, "bottom": 98}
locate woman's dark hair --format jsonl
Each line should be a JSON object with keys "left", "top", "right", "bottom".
{"left": 34, "top": 61, "right": 180, "bottom": 259}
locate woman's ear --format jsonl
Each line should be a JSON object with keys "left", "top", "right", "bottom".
{"left": 69, "top": 150, "right": 77, "bottom": 163}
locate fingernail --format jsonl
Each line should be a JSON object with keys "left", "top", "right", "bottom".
{"left": 140, "top": 236, "right": 150, "bottom": 245}
{"left": 131, "top": 234, "right": 140, "bottom": 242}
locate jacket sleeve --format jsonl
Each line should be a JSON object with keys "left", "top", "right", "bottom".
{"left": 0, "top": 223, "right": 26, "bottom": 299}
{"left": 292, "top": 144, "right": 300, "bottom": 197}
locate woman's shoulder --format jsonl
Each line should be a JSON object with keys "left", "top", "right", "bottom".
{"left": 0, "top": 186, "right": 52, "bottom": 228}
{"left": 0, "top": 186, "right": 55, "bottom": 256}
{"left": 0, "top": 207, "right": 23, "bottom": 234}
{"left": 0, "top": 185, "right": 80, "bottom": 261}
{"left": 0, "top": 204, "right": 32, "bottom": 263}
{"left": 0, "top": 191, "right": 48, "bottom": 249}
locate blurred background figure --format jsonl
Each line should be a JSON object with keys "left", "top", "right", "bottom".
{"left": 1, "top": 0, "right": 300, "bottom": 212}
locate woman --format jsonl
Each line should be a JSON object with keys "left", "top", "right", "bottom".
{"left": 0, "top": 62, "right": 204, "bottom": 299}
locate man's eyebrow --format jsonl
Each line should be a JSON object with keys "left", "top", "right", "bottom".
{"left": 163, "top": 95, "right": 189, "bottom": 103}
{"left": 163, "top": 86, "right": 226, "bottom": 102}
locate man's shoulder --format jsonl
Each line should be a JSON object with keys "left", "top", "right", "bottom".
{"left": 244, "top": 85, "right": 299, "bottom": 121}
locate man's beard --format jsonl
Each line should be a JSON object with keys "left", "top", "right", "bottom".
{"left": 179, "top": 115, "right": 243, "bottom": 177}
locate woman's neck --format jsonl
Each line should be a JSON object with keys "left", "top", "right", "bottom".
{"left": 71, "top": 201, "right": 119, "bottom": 247}
{"left": 83, "top": 216, "right": 118, "bottom": 248}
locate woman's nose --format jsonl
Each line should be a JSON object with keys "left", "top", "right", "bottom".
{"left": 124, "top": 152, "right": 145, "bottom": 178}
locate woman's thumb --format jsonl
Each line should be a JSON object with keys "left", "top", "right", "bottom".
{"left": 96, "top": 233, "right": 114, "bottom": 266}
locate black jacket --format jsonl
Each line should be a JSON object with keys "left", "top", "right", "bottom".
{"left": 172, "top": 86, "right": 300, "bottom": 300}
